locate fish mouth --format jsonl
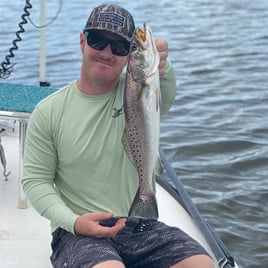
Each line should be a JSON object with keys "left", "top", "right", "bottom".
{"left": 137, "top": 24, "right": 147, "bottom": 42}
{"left": 136, "top": 24, "right": 149, "bottom": 50}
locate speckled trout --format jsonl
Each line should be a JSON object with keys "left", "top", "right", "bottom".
{"left": 123, "top": 24, "right": 161, "bottom": 219}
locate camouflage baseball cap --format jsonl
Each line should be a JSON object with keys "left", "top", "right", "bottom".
{"left": 84, "top": 4, "right": 135, "bottom": 42}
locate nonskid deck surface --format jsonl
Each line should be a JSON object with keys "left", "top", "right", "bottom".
{"left": 0, "top": 133, "right": 52, "bottom": 268}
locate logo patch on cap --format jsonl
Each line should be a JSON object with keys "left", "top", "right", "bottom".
{"left": 98, "top": 12, "right": 125, "bottom": 27}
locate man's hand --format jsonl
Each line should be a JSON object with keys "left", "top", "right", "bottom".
{"left": 155, "top": 38, "right": 168, "bottom": 77}
{"left": 74, "top": 212, "right": 126, "bottom": 238}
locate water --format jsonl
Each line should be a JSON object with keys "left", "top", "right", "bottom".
{"left": 1, "top": 0, "right": 268, "bottom": 267}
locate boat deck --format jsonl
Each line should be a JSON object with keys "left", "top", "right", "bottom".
{"left": 0, "top": 132, "right": 52, "bottom": 268}
{"left": 0, "top": 127, "right": 238, "bottom": 268}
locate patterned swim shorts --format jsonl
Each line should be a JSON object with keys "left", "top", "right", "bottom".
{"left": 50, "top": 218, "right": 211, "bottom": 268}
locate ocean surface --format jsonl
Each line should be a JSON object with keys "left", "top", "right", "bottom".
{"left": 1, "top": 0, "right": 268, "bottom": 267}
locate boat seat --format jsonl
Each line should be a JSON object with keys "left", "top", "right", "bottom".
{"left": 0, "top": 82, "right": 57, "bottom": 208}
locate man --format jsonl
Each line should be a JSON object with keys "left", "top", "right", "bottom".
{"left": 22, "top": 3, "right": 214, "bottom": 268}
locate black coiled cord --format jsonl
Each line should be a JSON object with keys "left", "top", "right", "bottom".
{"left": 0, "top": 0, "right": 32, "bottom": 79}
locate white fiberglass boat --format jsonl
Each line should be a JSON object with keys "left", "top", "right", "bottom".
{"left": 0, "top": 82, "right": 239, "bottom": 268}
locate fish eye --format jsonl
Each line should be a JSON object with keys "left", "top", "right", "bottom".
{"left": 131, "top": 44, "right": 137, "bottom": 51}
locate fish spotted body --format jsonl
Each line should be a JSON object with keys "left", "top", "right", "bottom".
{"left": 123, "top": 24, "right": 161, "bottom": 219}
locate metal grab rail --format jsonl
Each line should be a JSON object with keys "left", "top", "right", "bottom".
{"left": 0, "top": 112, "right": 30, "bottom": 208}
{"left": 0, "top": 128, "right": 11, "bottom": 180}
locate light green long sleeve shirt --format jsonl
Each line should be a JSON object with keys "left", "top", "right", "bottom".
{"left": 22, "top": 61, "right": 176, "bottom": 234}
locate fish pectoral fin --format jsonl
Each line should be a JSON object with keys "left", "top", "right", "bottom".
{"left": 137, "top": 82, "right": 148, "bottom": 101}
{"left": 128, "top": 188, "right": 159, "bottom": 219}
{"left": 154, "top": 154, "right": 163, "bottom": 175}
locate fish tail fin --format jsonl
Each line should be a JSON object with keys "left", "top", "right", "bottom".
{"left": 128, "top": 188, "right": 159, "bottom": 219}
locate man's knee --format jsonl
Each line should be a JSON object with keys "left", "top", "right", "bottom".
{"left": 170, "top": 254, "right": 215, "bottom": 268}
{"left": 92, "top": 260, "right": 125, "bottom": 268}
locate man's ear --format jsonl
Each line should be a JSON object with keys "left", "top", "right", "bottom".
{"left": 80, "top": 32, "right": 86, "bottom": 53}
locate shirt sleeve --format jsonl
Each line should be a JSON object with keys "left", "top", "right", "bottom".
{"left": 159, "top": 60, "right": 177, "bottom": 116}
{"left": 22, "top": 106, "right": 79, "bottom": 234}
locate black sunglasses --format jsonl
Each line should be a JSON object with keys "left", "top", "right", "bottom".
{"left": 84, "top": 31, "right": 130, "bottom": 57}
